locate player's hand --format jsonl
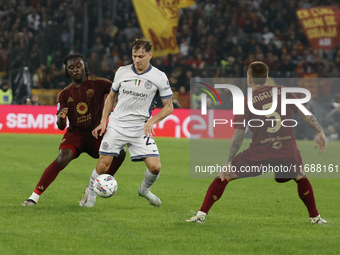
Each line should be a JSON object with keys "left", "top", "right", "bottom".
{"left": 144, "top": 120, "right": 155, "bottom": 138}
{"left": 92, "top": 122, "right": 106, "bottom": 139}
{"left": 315, "top": 131, "right": 327, "bottom": 154}
{"left": 218, "top": 161, "right": 232, "bottom": 181}
{"left": 59, "top": 108, "right": 68, "bottom": 119}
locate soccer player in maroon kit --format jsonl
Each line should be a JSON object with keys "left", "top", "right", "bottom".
{"left": 187, "top": 61, "right": 328, "bottom": 224}
{"left": 21, "top": 53, "right": 125, "bottom": 206}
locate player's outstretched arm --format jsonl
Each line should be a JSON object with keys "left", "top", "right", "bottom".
{"left": 298, "top": 109, "right": 327, "bottom": 154}
{"left": 56, "top": 108, "right": 68, "bottom": 130}
{"left": 92, "top": 90, "right": 117, "bottom": 139}
{"left": 144, "top": 97, "right": 174, "bottom": 137}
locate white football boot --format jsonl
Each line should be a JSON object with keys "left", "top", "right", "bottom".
{"left": 82, "top": 198, "right": 96, "bottom": 208}
{"left": 78, "top": 185, "right": 90, "bottom": 206}
{"left": 79, "top": 186, "right": 96, "bottom": 207}
{"left": 21, "top": 199, "right": 37, "bottom": 206}
{"left": 138, "top": 187, "right": 162, "bottom": 207}
{"left": 186, "top": 210, "right": 206, "bottom": 223}
{"left": 310, "top": 215, "right": 327, "bottom": 225}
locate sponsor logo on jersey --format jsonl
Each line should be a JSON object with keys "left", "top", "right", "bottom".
{"left": 86, "top": 89, "right": 94, "bottom": 97}
{"left": 67, "top": 97, "right": 74, "bottom": 103}
{"left": 122, "top": 89, "right": 147, "bottom": 98}
{"left": 76, "top": 102, "right": 88, "bottom": 114}
{"left": 144, "top": 81, "right": 152, "bottom": 89}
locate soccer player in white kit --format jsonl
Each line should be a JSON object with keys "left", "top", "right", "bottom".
{"left": 81, "top": 37, "right": 174, "bottom": 207}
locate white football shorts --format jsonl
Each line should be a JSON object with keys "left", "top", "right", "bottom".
{"left": 99, "top": 124, "right": 160, "bottom": 161}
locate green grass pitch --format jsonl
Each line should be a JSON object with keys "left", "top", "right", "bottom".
{"left": 0, "top": 134, "right": 339, "bottom": 255}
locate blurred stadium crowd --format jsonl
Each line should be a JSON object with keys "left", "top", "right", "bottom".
{"left": 0, "top": 0, "right": 339, "bottom": 139}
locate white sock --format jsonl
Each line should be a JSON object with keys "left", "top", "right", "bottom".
{"left": 88, "top": 169, "right": 99, "bottom": 200}
{"left": 140, "top": 169, "right": 159, "bottom": 193}
{"left": 28, "top": 192, "right": 40, "bottom": 203}
{"left": 197, "top": 211, "right": 207, "bottom": 216}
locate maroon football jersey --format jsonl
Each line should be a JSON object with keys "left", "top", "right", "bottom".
{"left": 234, "top": 86, "right": 300, "bottom": 161}
{"left": 57, "top": 75, "right": 112, "bottom": 134}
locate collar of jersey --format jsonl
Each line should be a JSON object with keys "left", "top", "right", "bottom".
{"left": 131, "top": 64, "right": 152, "bottom": 75}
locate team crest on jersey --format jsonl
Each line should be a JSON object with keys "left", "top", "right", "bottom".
{"left": 76, "top": 102, "right": 88, "bottom": 114}
{"left": 67, "top": 97, "right": 74, "bottom": 103}
{"left": 87, "top": 89, "right": 94, "bottom": 97}
{"left": 144, "top": 81, "right": 152, "bottom": 90}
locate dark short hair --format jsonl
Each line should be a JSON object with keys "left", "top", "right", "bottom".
{"left": 63, "top": 52, "right": 89, "bottom": 78}
{"left": 132, "top": 37, "right": 152, "bottom": 52}
{"left": 248, "top": 61, "right": 268, "bottom": 85}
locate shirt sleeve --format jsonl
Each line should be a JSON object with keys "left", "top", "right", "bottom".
{"left": 158, "top": 72, "right": 173, "bottom": 99}
{"left": 57, "top": 91, "right": 67, "bottom": 115}
{"left": 111, "top": 67, "right": 122, "bottom": 93}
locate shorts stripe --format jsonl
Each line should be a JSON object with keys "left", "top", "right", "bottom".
{"left": 131, "top": 154, "right": 160, "bottom": 162}
{"left": 99, "top": 151, "right": 119, "bottom": 157}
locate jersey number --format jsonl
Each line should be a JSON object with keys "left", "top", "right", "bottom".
{"left": 262, "top": 103, "right": 281, "bottom": 133}
{"left": 143, "top": 136, "right": 155, "bottom": 146}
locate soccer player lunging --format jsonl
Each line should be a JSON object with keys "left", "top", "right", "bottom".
{"left": 22, "top": 53, "right": 125, "bottom": 206}
{"left": 81, "top": 37, "right": 173, "bottom": 207}
{"left": 187, "top": 61, "right": 327, "bottom": 224}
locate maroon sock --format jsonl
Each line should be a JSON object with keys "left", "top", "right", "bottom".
{"left": 106, "top": 149, "right": 126, "bottom": 176}
{"left": 296, "top": 177, "right": 319, "bottom": 217}
{"left": 34, "top": 160, "right": 64, "bottom": 195}
{"left": 200, "top": 178, "right": 229, "bottom": 214}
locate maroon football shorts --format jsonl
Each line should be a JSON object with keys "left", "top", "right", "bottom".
{"left": 231, "top": 149, "right": 303, "bottom": 179}
{"left": 59, "top": 130, "right": 102, "bottom": 159}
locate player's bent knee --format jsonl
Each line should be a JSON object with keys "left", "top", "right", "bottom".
{"left": 144, "top": 157, "right": 161, "bottom": 175}
{"left": 149, "top": 164, "right": 161, "bottom": 175}
{"left": 295, "top": 171, "right": 306, "bottom": 181}
{"left": 275, "top": 177, "right": 292, "bottom": 183}
{"left": 148, "top": 163, "right": 161, "bottom": 175}
{"left": 56, "top": 149, "right": 74, "bottom": 168}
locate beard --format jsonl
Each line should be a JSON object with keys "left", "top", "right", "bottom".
{"left": 73, "top": 76, "right": 83, "bottom": 83}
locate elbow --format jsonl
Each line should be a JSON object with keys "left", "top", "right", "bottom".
{"left": 57, "top": 123, "right": 66, "bottom": 131}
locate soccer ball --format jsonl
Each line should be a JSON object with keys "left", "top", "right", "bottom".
{"left": 93, "top": 174, "right": 118, "bottom": 198}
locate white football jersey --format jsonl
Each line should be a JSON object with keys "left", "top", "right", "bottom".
{"left": 109, "top": 64, "right": 173, "bottom": 127}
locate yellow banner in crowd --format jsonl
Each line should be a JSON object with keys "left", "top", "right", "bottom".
{"left": 296, "top": 6, "right": 340, "bottom": 49}
{"left": 132, "top": 0, "right": 195, "bottom": 57}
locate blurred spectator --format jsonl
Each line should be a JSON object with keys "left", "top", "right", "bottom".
{"left": 26, "top": 94, "right": 42, "bottom": 105}
{"left": 262, "top": 26, "right": 274, "bottom": 45}
{"left": 87, "top": 51, "right": 101, "bottom": 75}
{"left": 27, "top": 8, "right": 40, "bottom": 32}
{"left": 177, "top": 69, "right": 193, "bottom": 92}
{"left": 0, "top": 80, "right": 12, "bottom": 104}
{"left": 32, "top": 64, "right": 52, "bottom": 89}
{"left": 123, "top": 21, "right": 141, "bottom": 41}
{"left": 325, "top": 94, "right": 340, "bottom": 140}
